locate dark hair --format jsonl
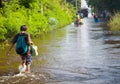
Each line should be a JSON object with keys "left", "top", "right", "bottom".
{"left": 20, "top": 25, "right": 28, "bottom": 31}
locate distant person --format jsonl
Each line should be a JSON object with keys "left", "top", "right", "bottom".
{"left": 74, "top": 13, "right": 84, "bottom": 26}
{"left": 80, "top": 13, "right": 84, "bottom": 18}
{"left": 103, "top": 10, "right": 107, "bottom": 21}
{"left": 93, "top": 13, "right": 99, "bottom": 23}
{"left": 74, "top": 13, "right": 80, "bottom": 26}
{"left": 6, "top": 25, "right": 33, "bottom": 73}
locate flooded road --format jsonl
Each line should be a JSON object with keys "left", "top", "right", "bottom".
{"left": 0, "top": 17, "right": 120, "bottom": 84}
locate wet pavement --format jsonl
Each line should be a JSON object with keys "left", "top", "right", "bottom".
{"left": 0, "top": 17, "right": 120, "bottom": 84}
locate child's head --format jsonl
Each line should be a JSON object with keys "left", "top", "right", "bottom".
{"left": 20, "top": 25, "right": 28, "bottom": 31}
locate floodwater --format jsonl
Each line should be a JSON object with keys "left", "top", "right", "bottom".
{"left": 0, "top": 17, "right": 120, "bottom": 84}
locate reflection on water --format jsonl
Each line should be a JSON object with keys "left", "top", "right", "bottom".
{"left": 0, "top": 17, "right": 120, "bottom": 84}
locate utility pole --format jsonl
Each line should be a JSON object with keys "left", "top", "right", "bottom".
{"left": 75, "top": 0, "right": 78, "bottom": 13}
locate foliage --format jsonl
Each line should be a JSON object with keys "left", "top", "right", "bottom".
{"left": 66, "top": 0, "right": 81, "bottom": 12}
{"left": 19, "top": 0, "right": 35, "bottom": 8}
{"left": 0, "top": 0, "right": 75, "bottom": 41}
{"left": 86, "top": 0, "right": 120, "bottom": 13}
{"left": 108, "top": 12, "right": 120, "bottom": 31}
{"left": 0, "top": 16, "right": 7, "bottom": 41}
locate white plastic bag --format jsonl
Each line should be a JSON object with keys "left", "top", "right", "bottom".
{"left": 31, "top": 45, "right": 38, "bottom": 56}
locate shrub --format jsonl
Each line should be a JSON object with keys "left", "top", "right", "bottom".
{"left": 0, "top": 0, "right": 75, "bottom": 41}
{"left": 108, "top": 12, "right": 120, "bottom": 31}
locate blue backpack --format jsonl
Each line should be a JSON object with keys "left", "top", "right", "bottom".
{"left": 16, "top": 35, "right": 28, "bottom": 55}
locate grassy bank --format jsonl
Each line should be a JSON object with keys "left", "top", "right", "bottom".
{"left": 108, "top": 12, "right": 120, "bottom": 32}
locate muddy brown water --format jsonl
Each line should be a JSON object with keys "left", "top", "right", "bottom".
{"left": 0, "top": 17, "right": 120, "bottom": 84}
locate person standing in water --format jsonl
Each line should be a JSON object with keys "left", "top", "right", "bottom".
{"left": 7, "top": 25, "right": 33, "bottom": 73}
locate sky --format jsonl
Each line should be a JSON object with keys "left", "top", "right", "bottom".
{"left": 81, "top": 0, "right": 88, "bottom": 8}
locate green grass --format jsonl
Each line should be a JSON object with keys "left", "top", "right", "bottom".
{"left": 108, "top": 12, "right": 120, "bottom": 31}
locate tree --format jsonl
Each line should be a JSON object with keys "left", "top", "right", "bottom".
{"left": 19, "top": 0, "right": 35, "bottom": 8}
{"left": 66, "top": 0, "right": 81, "bottom": 12}
{"left": 86, "top": 0, "right": 120, "bottom": 13}
{"left": 0, "top": 0, "right": 2, "bottom": 7}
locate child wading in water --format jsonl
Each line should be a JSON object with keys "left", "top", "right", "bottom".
{"left": 7, "top": 25, "right": 33, "bottom": 73}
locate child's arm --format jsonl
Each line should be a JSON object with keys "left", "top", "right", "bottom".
{"left": 6, "top": 43, "right": 14, "bottom": 56}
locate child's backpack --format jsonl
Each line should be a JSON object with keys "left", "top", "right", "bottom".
{"left": 16, "top": 35, "right": 28, "bottom": 55}
{"left": 31, "top": 45, "right": 38, "bottom": 56}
